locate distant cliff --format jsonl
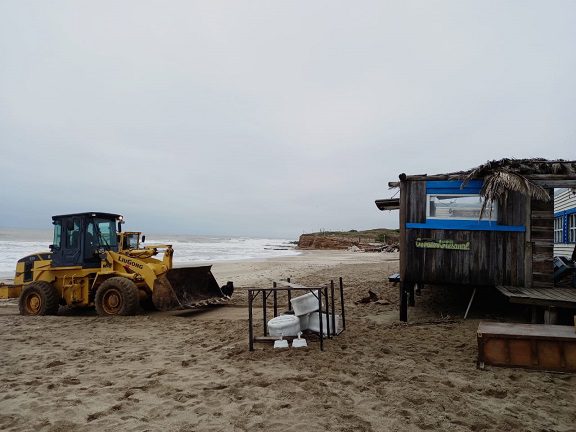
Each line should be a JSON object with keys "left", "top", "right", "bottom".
{"left": 298, "top": 229, "right": 399, "bottom": 251}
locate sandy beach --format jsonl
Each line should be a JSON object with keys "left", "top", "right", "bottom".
{"left": 1, "top": 250, "right": 574, "bottom": 432}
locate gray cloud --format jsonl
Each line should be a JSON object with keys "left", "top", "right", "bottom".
{"left": 1, "top": 1, "right": 575, "bottom": 237}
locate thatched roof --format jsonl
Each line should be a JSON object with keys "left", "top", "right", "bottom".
{"left": 459, "top": 158, "right": 576, "bottom": 210}
{"left": 449, "top": 158, "right": 576, "bottom": 179}
{"left": 387, "top": 158, "right": 576, "bottom": 212}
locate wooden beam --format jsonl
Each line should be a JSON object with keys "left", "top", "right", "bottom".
{"left": 526, "top": 174, "right": 576, "bottom": 179}
{"left": 402, "top": 174, "right": 452, "bottom": 181}
{"left": 532, "top": 180, "right": 576, "bottom": 187}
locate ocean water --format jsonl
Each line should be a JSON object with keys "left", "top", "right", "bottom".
{"left": 0, "top": 229, "right": 300, "bottom": 278}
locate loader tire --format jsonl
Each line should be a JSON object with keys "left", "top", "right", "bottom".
{"left": 19, "top": 281, "right": 59, "bottom": 316}
{"left": 95, "top": 277, "right": 139, "bottom": 316}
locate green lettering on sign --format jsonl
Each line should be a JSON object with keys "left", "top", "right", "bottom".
{"left": 415, "top": 238, "right": 470, "bottom": 251}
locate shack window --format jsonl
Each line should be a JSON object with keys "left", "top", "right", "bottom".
{"left": 554, "top": 216, "right": 564, "bottom": 243}
{"left": 427, "top": 194, "right": 497, "bottom": 221}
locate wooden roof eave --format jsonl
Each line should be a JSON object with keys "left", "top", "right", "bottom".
{"left": 375, "top": 198, "right": 400, "bottom": 211}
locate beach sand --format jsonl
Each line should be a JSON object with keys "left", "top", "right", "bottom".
{"left": 0, "top": 250, "right": 574, "bottom": 431}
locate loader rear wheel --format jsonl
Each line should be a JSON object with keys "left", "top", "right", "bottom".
{"left": 95, "top": 277, "right": 139, "bottom": 316}
{"left": 19, "top": 281, "right": 59, "bottom": 316}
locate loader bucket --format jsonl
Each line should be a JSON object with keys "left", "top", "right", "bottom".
{"left": 152, "top": 265, "right": 233, "bottom": 311}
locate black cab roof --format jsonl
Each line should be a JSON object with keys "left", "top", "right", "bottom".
{"left": 51, "top": 212, "right": 123, "bottom": 220}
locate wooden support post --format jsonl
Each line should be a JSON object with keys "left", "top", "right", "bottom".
{"left": 399, "top": 282, "right": 408, "bottom": 322}
{"left": 408, "top": 282, "right": 415, "bottom": 307}
{"left": 398, "top": 178, "right": 408, "bottom": 322}
{"left": 530, "top": 306, "right": 539, "bottom": 324}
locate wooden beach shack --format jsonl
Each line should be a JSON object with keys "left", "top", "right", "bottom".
{"left": 376, "top": 159, "right": 576, "bottom": 322}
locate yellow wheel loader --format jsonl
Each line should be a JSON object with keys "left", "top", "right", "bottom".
{"left": 3, "top": 212, "right": 233, "bottom": 316}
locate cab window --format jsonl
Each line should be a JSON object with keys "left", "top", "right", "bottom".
{"left": 93, "top": 218, "right": 118, "bottom": 248}
{"left": 66, "top": 219, "right": 81, "bottom": 248}
{"left": 124, "top": 234, "right": 139, "bottom": 249}
{"left": 52, "top": 221, "right": 62, "bottom": 250}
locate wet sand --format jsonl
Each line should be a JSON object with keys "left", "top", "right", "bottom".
{"left": 0, "top": 250, "right": 574, "bottom": 431}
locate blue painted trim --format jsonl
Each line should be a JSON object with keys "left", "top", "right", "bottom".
{"left": 427, "top": 188, "right": 482, "bottom": 195}
{"left": 406, "top": 220, "right": 525, "bottom": 232}
{"left": 554, "top": 207, "right": 576, "bottom": 218}
{"left": 427, "top": 180, "right": 484, "bottom": 189}
{"left": 426, "top": 180, "right": 483, "bottom": 195}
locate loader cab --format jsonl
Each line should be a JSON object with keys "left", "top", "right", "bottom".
{"left": 119, "top": 232, "right": 141, "bottom": 251}
{"left": 50, "top": 212, "right": 122, "bottom": 268}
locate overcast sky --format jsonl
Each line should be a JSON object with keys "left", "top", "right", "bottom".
{"left": 1, "top": 1, "right": 575, "bottom": 238}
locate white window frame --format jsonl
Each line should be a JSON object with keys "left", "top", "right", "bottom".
{"left": 569, "top": 214, "right": 576, "bottom": 243}
{"left": 554, "top": 216, "right": 563, "bottom": 244}
{"left": 426, "top": 193, "right": 498, "bottom": 222}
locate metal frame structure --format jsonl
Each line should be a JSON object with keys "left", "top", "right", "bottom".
{"left": 247, "top": 277, "right": 346, "bottom": 351}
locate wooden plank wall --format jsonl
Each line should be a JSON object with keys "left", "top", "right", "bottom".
{"left": 403, "top": 182, "right": 527, "bottom": 287}
{"left": 406, "top": 181, "right": 426, "bottom": 223}
{"left": 405, "top": 229, "right": 526, "bottom": 286}
{"left": 531, "top": 191, "right": 554, "bottom": 288}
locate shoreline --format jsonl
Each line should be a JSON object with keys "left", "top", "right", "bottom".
{"left": 209, "top": 249, "right": 397, "bottom": 288}
{"left": 1, "top": 249, "right": 397, "bottom": 285}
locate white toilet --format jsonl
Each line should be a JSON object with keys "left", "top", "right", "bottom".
{"left": 267, "top": 315, "right": 301, "bottom": 337}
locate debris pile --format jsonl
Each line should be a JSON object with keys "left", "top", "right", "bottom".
{"left": 355, "top": 290, "right": 391, "bottom": 305}
{"left": 380, "top": 243, "right": 400, "bottom": 253}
